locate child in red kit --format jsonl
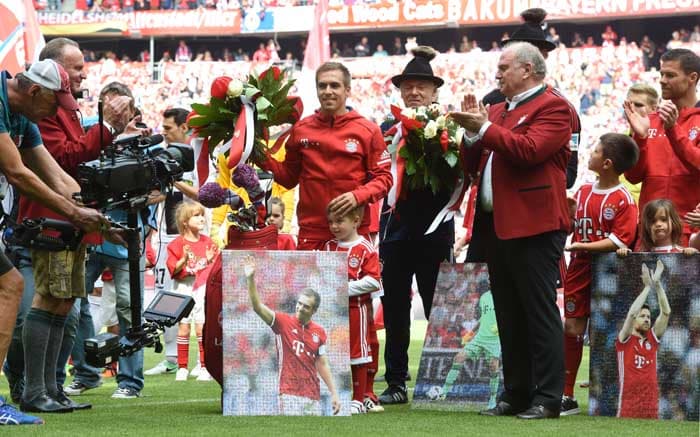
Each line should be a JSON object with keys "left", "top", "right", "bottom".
{"left": 167, "top": 201, "right": 219, "bottom": 382}
{"left": 325, "top": 206, "right": 384, "bottom": 414}
{"left": 267, "top": 196, "right": 296, "bottom": 250}
{"left": 561, "top": 133, "right": 640, "bottom": 415}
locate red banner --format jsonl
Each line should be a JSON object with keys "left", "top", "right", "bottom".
{"left": 327, "top": 0, "right": 700, "bottom": 28}
{"left": 37, "top": 9, "right": 240, "bottom": 36}
{"left": 0, "top": 0, "right": 45, "bottom": 74}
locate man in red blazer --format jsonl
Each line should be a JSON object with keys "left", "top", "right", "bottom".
{"left": 451, "top": 41, "right": 572, "bottom": 419}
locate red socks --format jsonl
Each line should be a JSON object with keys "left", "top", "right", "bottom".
{"left": 177, "top": 336, "right": 189, "bottom": 368}
{"left": 351, "top": 364, "right": 369, "bottom": 403}
{"left": 564, "top": 334, "right": 584, "bottom": 397}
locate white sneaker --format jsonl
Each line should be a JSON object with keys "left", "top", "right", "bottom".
{"left": 144, "top": 360, "right": 178, "bottom": 376}
{"left": 175, "top": 368, "right": 189, "bottom": 381}
{"left": 350, "top": 400, "right": 367, "bottom": 415}
{"left": 189, "top": 363, "right": 202, "bottom": 378}
{"left": 196, "top": 368, "right": 213, "bottom": 381}
{"left": 363, "top": 397, "right": 384, "bottom": 413}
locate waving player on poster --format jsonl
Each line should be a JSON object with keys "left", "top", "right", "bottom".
{"left": 616, "top": 260, "right": 671, "bottom": 419}
{"left": 243, "top": 256, "right": 341, "bottom": 416}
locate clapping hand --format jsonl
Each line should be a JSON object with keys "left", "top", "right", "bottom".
{"left": 657, "top": 101, "right": 678, "bottom": 130}
{"left": 684, "top": 202, "right": 700, "bottom": 227}
{"left": 640, "top": 263, "right": 652, "bottom": 287}
{"left": 206, "top": 244, "right": 219, "bottom": 263}
{"left": 623, "top": 100, "right": 650, "bottom": 138}
{"left": 449, "top": 94, "right": 489, "bottom": 133}
{"left": 651, "top": 259, "right": 665, "bottom": 285}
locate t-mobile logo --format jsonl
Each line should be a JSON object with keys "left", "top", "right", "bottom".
{"left": 292, "top": 340, "right": 305, "bottom": 356}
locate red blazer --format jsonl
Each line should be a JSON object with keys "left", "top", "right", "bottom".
{"left": 465, "top": 86, "right": 572, "bottom": 239}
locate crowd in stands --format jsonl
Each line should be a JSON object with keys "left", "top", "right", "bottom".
{"left": 76, "top": 40, "right": 698, "bottom": 196}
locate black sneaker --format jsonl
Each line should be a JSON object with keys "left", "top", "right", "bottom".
{"left": 378, "top": 385, "right": 408, "bottom": 405}
{"left": 560, "top": 396, "right": 580, "bottom": 416}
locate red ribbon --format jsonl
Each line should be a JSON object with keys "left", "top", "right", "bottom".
{"left": 227, "top": 113, "right": 247, "bottom": 169}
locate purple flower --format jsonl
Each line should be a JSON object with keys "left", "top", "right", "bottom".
{"left": 198, "top": 182, "right": 228, "bottom": 208}
{"left": 232, "top": 164, "right": 259, "bottom": 189}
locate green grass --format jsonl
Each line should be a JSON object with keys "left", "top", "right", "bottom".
{"left": 2, "top": 321, "right": 698, "bottom": 436}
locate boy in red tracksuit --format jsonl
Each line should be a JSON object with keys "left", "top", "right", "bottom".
{"left": 325, "top": 206, "right": 383, "bottom": 414}
{"left": 257, "top": 62, "right": 391, "bottom": 250}
{"left": 624, "top": 48, "right": 700, "bottom": 246}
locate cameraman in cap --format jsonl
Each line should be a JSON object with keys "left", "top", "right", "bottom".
{"left": 3, "top": 37, "right": 138, "bottom": 414}
{"left": 0, "top": 59, "right": 111, "bottom": 424}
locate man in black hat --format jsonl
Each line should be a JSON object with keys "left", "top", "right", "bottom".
{"left": 378, "top": 46, "right": 454, "bottom": 405}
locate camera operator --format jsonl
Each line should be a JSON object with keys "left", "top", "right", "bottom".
{"left": 61, "top": 81, "right": 154, "bottom": 401}
{"left": 145, "top": 107, "right": 199, "bottom": 377}
{"left": 3, "top": 38, "right": 139, "bottom": 414}
{"left": 0, "top": 60, "right": 111, "bottom": 424}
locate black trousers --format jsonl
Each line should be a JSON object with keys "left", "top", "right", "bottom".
{"left": 475, "top": 210, "right": 566, "bottom": 411}
{"left": 379, "top": 239, "right": 451, "bottom": 386}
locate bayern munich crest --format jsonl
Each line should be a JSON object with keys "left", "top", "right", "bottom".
{"left": 345, "top": 139, "right": 358, "bottom": 153}
{"left": 603, "top": 206, "right": 616, "bottom": 220}
{"left": 312, "top": 333, "right": 320, "bottom": 344}
{"left": 689, "top": 128, "right": 698, "bottom": 141}
{"left": 348, "top": 255, "right": 361, "bottom": 269}
{"left": 565, "top": 299, "right": 576, "bottom": 314}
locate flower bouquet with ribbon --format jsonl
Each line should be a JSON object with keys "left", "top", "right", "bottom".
{"left": 187, "top": 66, "right": 303, "bottom": 170}
{"left": 384, "top": 103, "right": 467, "bottom": 234}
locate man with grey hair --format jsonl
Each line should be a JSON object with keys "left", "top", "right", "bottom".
{"left": 4, "top": 37, "right": 137, "bottom": 412}
{"left": 451, "top": 41, "right": 572, "bottom": 419}
{"left": 0, "top": 58, "right": 110, "bottom": 423}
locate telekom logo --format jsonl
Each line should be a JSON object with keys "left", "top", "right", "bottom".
{"left": 634, "top": 354, "right": 647, "bottom": 369}
{"left": 292, "top": 340, "right": 305, "bottom": 356}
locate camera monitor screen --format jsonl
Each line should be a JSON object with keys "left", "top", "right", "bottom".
{"left": 144, "top": 291, "right": 194, "bottom": 325}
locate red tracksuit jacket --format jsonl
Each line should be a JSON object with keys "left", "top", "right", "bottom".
{"left": 261, "top": 109, "right": 391, "bottom": 243}
{"left": 624, "top": 106, "right": 700, "bottom": 241}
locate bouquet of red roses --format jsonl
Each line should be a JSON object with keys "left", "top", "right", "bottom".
{"left": 187, "top": 66, "right": 303, "bottom": 168}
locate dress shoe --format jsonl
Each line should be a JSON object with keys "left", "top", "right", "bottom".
{"left": 54, "top": 391, "right": 92, "bottom": 410}
{"left": 20, "top": 394, "right": 74, "bottom": 413}
{"left": 517, "top": 405, "right": 560, "bottom": 419}
{"left": 479, "top": 401, "right": 523, "bottom": 416}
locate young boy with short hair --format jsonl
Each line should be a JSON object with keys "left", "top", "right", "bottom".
{"left": 561, "top": 133, "right": 640, "bottom": 415}
{"left": 324, "top": 206, "right": 383, "bottom": 414}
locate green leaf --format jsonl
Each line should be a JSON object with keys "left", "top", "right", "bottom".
{"left": 256, "top": 97, "right": 272, "bottom": 112}
{"left": 191, "top": 103, "right": 212, "bottom": 116}
{"left": 445, "top": 152, "right": 458, "bottom": 167}
{"left": 187, "top": 116, "right": 210, "bottom": 127}
{"left": 405, "top": 159, "right": 416, "bottom": 175}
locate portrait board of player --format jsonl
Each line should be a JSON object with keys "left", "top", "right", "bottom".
{"left": 412, "top": 263, "right": 502, "bottom": 411}
{"left": 221, "top": 250, "right": 352, "bottom": 416}
{"left": 590, "top": 253, "right": 700, "bottom": 421}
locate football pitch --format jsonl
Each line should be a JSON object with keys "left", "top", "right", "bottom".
{"left": 2, "top": 321, "right": 697, "bottom": 436}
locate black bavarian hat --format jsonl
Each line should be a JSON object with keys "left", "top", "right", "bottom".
{"left": 500, "top": 8, "right": 556, "bottom": 52}
{"left": 391, "top": 46, "right": 444, "bottom": 88}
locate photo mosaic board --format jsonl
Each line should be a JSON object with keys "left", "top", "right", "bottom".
{"left": 590, "top": 253, "right": 699, "bottom": 421}
{"left": 412, "top": 263, "right": 503, "bottom": 412}
{"left": 221, "top": 250, "right": 352, "bottom": 416}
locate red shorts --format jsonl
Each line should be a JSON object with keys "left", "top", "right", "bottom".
{"left": 350, "top": 298, "right": 374, "bottom": 365}
{"left": 564, "top": 257, "right": 590, "bottom": 318}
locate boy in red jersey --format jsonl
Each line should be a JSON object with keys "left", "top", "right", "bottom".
{"left": 243, "top": 256, "right": 341, "bottom": 416}
{"left": 325, "top": 206, "right": 383, "bottom": 414}
{"left": 561, "top": 133, "right": 640, "bottom": 415}
{"left": 616, "top": 260, "right": 670, "bottom": 419}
